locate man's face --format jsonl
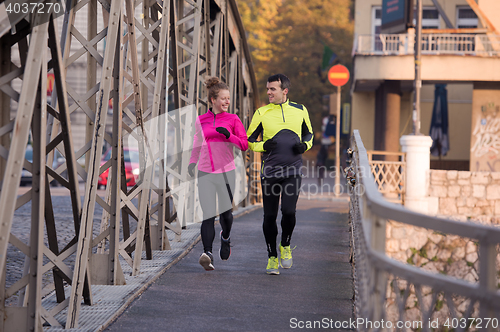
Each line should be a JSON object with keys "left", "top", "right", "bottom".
{"left": 266, "top": 80, "right": 287, "bottom": 104}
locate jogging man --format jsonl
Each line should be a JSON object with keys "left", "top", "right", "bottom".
{"left": 247, "top": 74, "right": 313, "bottom": 274}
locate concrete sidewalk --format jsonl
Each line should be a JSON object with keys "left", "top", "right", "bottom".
{"left": 104, "top": 197, "right": 353, "bottom": 332}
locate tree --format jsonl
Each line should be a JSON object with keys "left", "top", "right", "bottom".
{"left": 237, "top": 0, "right": 354, "bottom": 136}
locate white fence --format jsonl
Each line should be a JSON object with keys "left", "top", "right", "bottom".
{"left": 354, "top": 34, "right": 500, "bottom": 57}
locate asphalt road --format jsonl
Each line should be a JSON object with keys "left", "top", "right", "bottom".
{"left": 105, "top": 198, "right": 353, "bottom": 332}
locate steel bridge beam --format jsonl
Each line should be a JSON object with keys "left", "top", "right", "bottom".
{"left": 0, "top": 0, "right": 259, "bottom": 330}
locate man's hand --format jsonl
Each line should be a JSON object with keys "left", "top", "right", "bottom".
{"left": 188, "top": 163, "right": 196, "bottom": 177}
{"left": 216, "top": 127, "right": 230, "bottom": 139}
{"left": 263, "top": 139, "right": 277, "bottom": 152}
{"left": 292, "top": 142, "right": 307, "bottom": 154}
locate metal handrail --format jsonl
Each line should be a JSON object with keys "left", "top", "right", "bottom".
{"left": 347, "top": 130, "right": 500, "bottom": 331}
{"left": 354, "top": 33, "right": 500, "bottom": 56}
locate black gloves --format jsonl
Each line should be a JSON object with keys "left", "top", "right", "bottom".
{"left": 263, "top": 139, "right": 277, "bottom": 152}
{"left": 293, "top": 142, "right": 307, "bottom": 154}
{"left": 216, "top": 127, "right": 230, "bottom": 139}
{"left": 188, "top": 163, "right": 196, "bottom": 177}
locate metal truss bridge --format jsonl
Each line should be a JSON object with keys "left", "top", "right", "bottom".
{"left": 0, "top": 0, "right": 259, "bottom": 330}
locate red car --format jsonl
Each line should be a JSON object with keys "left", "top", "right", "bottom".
{"left": 98, "top": 147, "right": 141, "bottom": 188}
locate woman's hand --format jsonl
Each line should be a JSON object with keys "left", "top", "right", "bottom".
{"left": 188, "top": 163, "right": 196, "bottom": 177}
{"left": 216, "top": 127, "right": 230, "bottom": 139}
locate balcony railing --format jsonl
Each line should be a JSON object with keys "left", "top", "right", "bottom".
{"left": 354, "top": 33, "right": 500, "bottom": 56}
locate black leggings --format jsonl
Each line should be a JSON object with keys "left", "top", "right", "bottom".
{"left": 261, "top": 175, "right": 302, "bottom": 257}
{"left": 198, "top": 170, "right": 235, "bottom": 253}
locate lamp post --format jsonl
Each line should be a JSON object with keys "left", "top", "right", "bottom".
{"left": 413, "top": 0, "right": 422, "bottom": 135}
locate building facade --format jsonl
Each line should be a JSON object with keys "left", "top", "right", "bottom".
{"left": 351, "top": 0, "right": 500, "bottom": 171}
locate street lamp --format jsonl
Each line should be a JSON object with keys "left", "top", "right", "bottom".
{"left": 413, "top": 0, "right": 422, "bottom": 135}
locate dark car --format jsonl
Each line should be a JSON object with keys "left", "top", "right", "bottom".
{"left": 20, "top": 146, "right": 33, "bottom": 186}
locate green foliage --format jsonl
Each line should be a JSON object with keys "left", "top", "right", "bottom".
{"left": 435, "top": 299, "right": 444, "bottom": 311}
{"left": 237, "top": 0, "right": 354, "bottom": 132}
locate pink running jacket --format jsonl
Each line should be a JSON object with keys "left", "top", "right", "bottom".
{"left": 189, "top": 110, "right": 248, "bottom": 173}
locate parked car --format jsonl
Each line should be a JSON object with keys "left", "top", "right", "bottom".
{"left": 20, "top": 147, "right": 87, "bottom": 187}
{"left": 98, "top": 147, "right": 140, "bottom": 188}
{"left": 20, "top": 146, "right": 33, "bottom": 186}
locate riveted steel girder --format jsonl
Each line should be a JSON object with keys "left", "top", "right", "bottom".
{"left": 0, "top": 0, "right": 259, "bottom": 330}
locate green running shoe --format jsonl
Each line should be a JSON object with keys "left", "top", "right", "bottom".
{"left": 279, "top": 243, "right": 293, "bottom": 269}
{"left": 266, "top": 256, "right": 280, "bottom": 275}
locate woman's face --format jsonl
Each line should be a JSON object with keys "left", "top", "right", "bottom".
{"left": 212, "top": 89, "right": 230, "bottom": 114}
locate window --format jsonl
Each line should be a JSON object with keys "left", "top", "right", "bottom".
{"left": 456, "top": 7, "right": 478, "bottom": 29}
{"left": 372, "top": 7, "right": 382, "bottom": 51}
{"left": 372, "top": 6, "right": 405, "bottom": 53}
{"left": 413, "top": 8, "right": 440, "bottom": 29}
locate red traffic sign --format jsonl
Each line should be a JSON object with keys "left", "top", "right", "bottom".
{"left": 328, "top": 64, "right": 350, "bottom": 87}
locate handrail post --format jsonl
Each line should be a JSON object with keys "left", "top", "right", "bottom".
{"left": 479, "top": 240, "right": 497, "bottom": 332}
{"left": 361, "top": 188, "right": 387, "bottom": 328}
{"left": 371, "top": 214, "right": 387, "bottom": 328}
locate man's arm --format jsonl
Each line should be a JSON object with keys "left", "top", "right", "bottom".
{"left": 247, "top": 110, "right": 265, "bottom": 152}
{"left": 301, "top": 106, "right": 314, "bottom": 151}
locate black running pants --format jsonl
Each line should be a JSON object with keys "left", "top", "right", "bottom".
{"left": 197, "top": 170, "right": 235, "bottom": 253}
{"left": 261, "top": 175, "right": 302, "bottom": 258}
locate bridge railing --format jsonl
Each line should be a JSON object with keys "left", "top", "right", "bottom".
{"left": 347, "top": 130, "right": 500, "bottom": 331}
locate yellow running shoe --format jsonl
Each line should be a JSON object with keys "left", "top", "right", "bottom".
{"left": 279, "top": 243, "right": 293, "bottom": 268}
{"left": 266, "top": 256, "right": 280, "bottom": 275}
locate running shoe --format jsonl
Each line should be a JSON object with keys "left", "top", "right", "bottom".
{"left": 219, "top": 231, "right": 231, "bottom": 260}
{"left": 199, "top": 252, "right": 214, "bottom": 271}
{"left": 266, "top": 256, "right": 280, "bottom": 275}
{"left": 279, "top": 243, "right": 293, "bottom": 269}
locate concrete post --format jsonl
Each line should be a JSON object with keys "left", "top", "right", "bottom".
{"left": 400, "top": 135, "right": 432, "bottom": 213}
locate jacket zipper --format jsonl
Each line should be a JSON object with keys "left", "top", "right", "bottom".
{"left": 280, "top": 104, "right": 285, "bottom": 122}
{"left": 210, "top": 110, "right": 216, "bottom": 172}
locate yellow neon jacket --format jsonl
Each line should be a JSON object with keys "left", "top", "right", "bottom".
{"left": 247, "top": 99, "right": 313, "bottom": 178}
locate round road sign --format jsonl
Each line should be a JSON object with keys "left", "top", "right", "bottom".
{"left": 328, "top": 64, "right": 350, "bottom": 87}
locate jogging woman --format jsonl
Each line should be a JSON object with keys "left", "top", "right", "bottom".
{"left": 188, "top": 77, "right": 248, "bottom": 271}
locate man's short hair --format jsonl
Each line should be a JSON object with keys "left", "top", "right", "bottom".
{"left": 268, "top": 74, "right": 291, "bottom": 91}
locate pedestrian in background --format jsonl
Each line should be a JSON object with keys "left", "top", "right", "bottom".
{"left": 317, "top": 114, "right": 335, "bottom": 186}
{"left": 247, "top": 73, "right": 313, "bottom": 274}
{"left": 188, "top": 77, "right": 248, "bottom": 271}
